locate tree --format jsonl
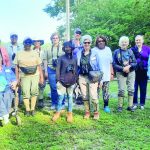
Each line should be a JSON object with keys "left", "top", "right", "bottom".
{"left": 44, "top": 0, "right": 150, "bottom": 49}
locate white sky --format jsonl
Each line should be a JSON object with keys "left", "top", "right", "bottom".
{"left": 0, "top": 0, "right": 62, "bottom": 43}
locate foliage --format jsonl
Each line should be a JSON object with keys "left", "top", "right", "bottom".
{"left": 0, "top": 81, "right": 150, "bottom": 149}
{"left": 44, "top": 0, "right": 150, "bottom": 50}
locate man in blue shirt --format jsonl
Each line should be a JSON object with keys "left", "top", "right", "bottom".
{"left": 6, "top": 33, "right": 23, "bottom": 106}
{"left": 0, "top": 65, "right": 17, "bottom": 125}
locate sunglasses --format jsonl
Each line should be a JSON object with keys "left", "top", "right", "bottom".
{"left": 84, "top": 42, "right": 91, "bottom": 44}
{"left": 76, "top": 31, "right": 81, "bottom": 35}
{"left": 98, "top": 40, "right": 105, "bottom": 43}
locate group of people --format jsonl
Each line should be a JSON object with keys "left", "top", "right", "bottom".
{"left": 0, "top": 28, "right": 150, "bottom": 125}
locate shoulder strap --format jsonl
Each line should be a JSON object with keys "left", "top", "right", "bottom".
{"left": 119, "top": 49, "right": 124, "bottom": 67}
{"left": 51, "top": 45, "right": 59, "bottom": 59}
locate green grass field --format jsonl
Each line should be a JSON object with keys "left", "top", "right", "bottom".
{"left": 0, "top": 81, "right": 150, "bottom": 150}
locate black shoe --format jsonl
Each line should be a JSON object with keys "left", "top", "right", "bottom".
{"left": 127, "top": 107, "right": 134, "bottom": 112}
{"left": 118, "top": 107, "right": 123, "bottom": 112}
{"left": 31, "top": 110, "right": 36, "bottom": 116}
{"left": 38, "top": 99, "right": 44, "bottom": 109}
{"left": 24, "top": 111, "right": 30, "bottom": 116}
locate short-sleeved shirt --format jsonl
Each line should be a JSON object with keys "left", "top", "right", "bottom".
{"left": 34, "top": 48, "right": 45, "bottom": 70}
{"left": 43, "top": 45, "right": 64, "bottom": 69}
{"left": 13, "top": 50, "right": 42, "bottom": 77}
{"left": 6, "top": 43, "right": 23, "bottom": 68}
{"left": 92, "top": 46, "right": 113, "bottom": 82}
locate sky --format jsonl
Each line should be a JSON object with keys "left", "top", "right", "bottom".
{"left": 0, "top": 0, "right": 62, "bottom": 43}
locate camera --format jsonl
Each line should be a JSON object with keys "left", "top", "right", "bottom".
{"left": 122, "top": 72, "right": 128, "bottom": 77}
{"left": 80, "top": 64, "right": 89, "bottom": 75}
{"left": 66, "top": 64, "right": 74, "bottom": 73}
{"left": 52, "top": 59, "right": 58, "bottom": 68}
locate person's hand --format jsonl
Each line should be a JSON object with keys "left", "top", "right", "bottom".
{"left": 16, "top": 79, "right": 20, "bottom": 86}
{"left": 110, "top": 74, "right": 114, "bottom": 80}
{"left": 39, "top": 77, "right": 44, "bottom": 85}
{"left": 98, "top": 82, "right": 103, "bottom": 89}
{"left": 123, "top": 65, "right": 131, "bottom": 73}
{"left": 45, "top": 72, "right": 48, "bottom": 80}
{"left": 10, "top": 81, "right": 18, "bottom": 90}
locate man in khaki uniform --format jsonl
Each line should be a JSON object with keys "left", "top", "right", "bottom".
{"left": 14, "top": 38, "right": 43, "bottom": 116}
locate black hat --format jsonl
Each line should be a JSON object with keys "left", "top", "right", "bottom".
{"left": 63, "top": 41, "right": 75, "bottom": 51}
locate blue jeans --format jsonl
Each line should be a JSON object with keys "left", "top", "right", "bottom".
{"left": 57, "top": 94, "right": 73, "bottom": 112}
{"left": 48, "top": 67, "right": 58, "bottom": 106}
{"left": 56, "top": 82, "right": 74, "bottom": 112}
{"left": 0, "top": 89, "right": 14, "bottom": 117}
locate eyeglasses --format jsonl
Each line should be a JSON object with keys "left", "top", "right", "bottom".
{"left": 52, "top": 37, "right": 58, "bottom": 39}
{"left": 98, "top": 40, "right": 105, "bottom": 43}
{"left": 83, "top": 42, "right": 91, "bottom": 44}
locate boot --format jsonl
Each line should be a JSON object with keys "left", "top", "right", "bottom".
{"left": 67, "top": 112, "right": 73, "bottom": 123}
{"left": 31, "top": 96, "right": 37, "bottom": 111}
{"left": 93, "top": 112, "right": 99, "bottom": 120}
{"left": 23, "top": 99, "right": 30, "bottom": 112}
{"left": 84, "top": 111, "right": 90, "bottom": 119}
{"left": 118, "top": 96, "right": 124, "bottom": 111}
{"left": 84, "top": 101, "right": 90, "bottom": 119}
{"left": 128, "top": 95, "right": 133, "bottom": 108}
{"left": 52, "top": 112, "right": 60, "bottom": 122}
{"left": 127, "top": 95, "right": 134, "bottom": 112}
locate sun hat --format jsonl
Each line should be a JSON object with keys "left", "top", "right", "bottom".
{"left": 32, "top": 38, "right": 44, "bottom": 45}
{"left": 23, "top": 38, "right": 33, "bottom": 46}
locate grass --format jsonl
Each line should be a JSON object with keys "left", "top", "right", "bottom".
{"left": 0, "top": 81, "right": 150, "bottom": 150}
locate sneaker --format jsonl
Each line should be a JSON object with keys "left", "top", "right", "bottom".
{"left": 133, "top": 105, "right": 138, "bottom": 110}
{"left": 127, "top": 107, "right": 134, "bottom": 112}
{"left": 118, "top": 107, "right": 123, "bottom": 112}
{"left": 104, "top": 106, "right": 111, "bottom": 113}
{"left": 50, "top": 105, "right": 56, "bottom": 110}
{"left": 3, "top": 114, "right": 10, "bottom": 125}
{"left": 24, "top": 111, "right": 30, "bottom": 116}
{"left": 140, "top": 106, "right": 144, "bottom": 110}
{"left": 31, "top": 110, "right": 36, "bottom": 116}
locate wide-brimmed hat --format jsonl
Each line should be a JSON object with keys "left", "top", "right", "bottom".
{"left": 32, "top": 39, "right": 44, "bottom": 45}
{"left": 23, "top": 38, "right": 33, "bottom": 46}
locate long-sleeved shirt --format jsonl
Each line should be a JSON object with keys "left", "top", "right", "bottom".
{"left": 0, "top": 66, "right": 16, "bottom": 92}
{"left": 56, "top": 54, "right": 78, "bottom": 83}
{"left": 131, "top": 45, "right": 150, "bottom": 70}
{"left": 43, "top": 45, "right": 64, "bottom": 70}
{"left": 113, "top": 48, "right": 137, "bottom": 72}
